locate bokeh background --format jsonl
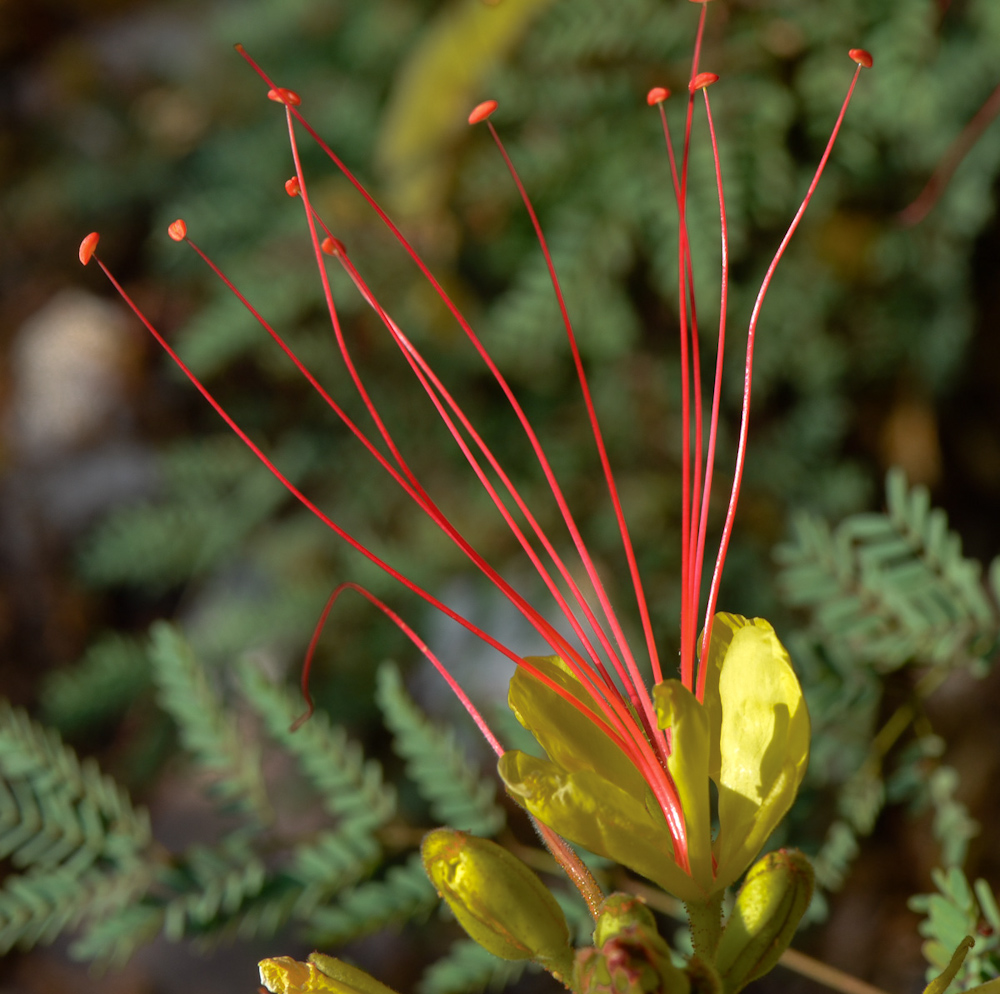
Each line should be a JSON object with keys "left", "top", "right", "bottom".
{"left": 3, "top": 0, "right": 1000, "bottom": 992}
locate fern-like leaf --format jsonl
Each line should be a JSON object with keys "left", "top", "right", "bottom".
{"left": 40, "top": 633, "right": 151, "bottom": 736}
{"left": 238, "top": 661, "right": 395, "bottom": 833}
{"left": 376, "top": 663, "right": 504, "bottom": 836}
{"left": 910, "top": 868, "right": 1000, "bottom": 986}
{"left": 307, "top": 852, "right": 437, "bottom": 945}
{"left": 0, "top": 703, "right": 154, "bottom": 955}
{"left": 417, "top": 938, "right": 529, "bottom": 994}
{"left": 0, "top": 702, "right": 151, "bottom": 873}
{"left": 148, "top": 623, "right": 270, "bottom": 821}
{"left": 775, "top": 468, "right": 999, "bottom": 673}
{"left": 161, "top": 833, "right": 268, "bottom": 941}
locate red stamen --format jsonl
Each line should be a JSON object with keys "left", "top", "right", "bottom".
{"left": 78, "top": 232, "right": 100, "bottom": 266}
{"left": 483, "top": 117, "right": 666, "bottom": 746}
{"left": 849, "top": 48, "right": 874, "bottom": 68}
{"left": 676, "top": 0, "right": 711, "bottom": 689}
{"left": 646, "top": 87, "right": 670, "bottom": 106}
{"left": 237, "top": 40, "right": 656, "bottom": 722}
{"left": 267, "top": 87, "right": 301, "bottom": 106}
{"left": 698, "top": 51, "right": 871, "bottom": 695}
{"left": 293, "top": 582, "right": 504, "bottom": 757}
{"left": 179, "top": 191, "right": 633, "bottom": 756}
{"left": 468, "top": 99, "right": 498, "bottom": 125}
{"left": 320, "top": 236, "right": 346, "bottom": 256}
{"left": 285, "top": 176, "right": 301, "bottom": 197}
{"left": 82, "top": 242, "right": 532, "bottom": 715}
{"left": 167, "top": 219, "right": 187, "bottom": 242}
{"left": 273, "top": 107, "right": 635, "bottom": 722}
{"left": 689, "top": 71, "right": 720, "bottom": 93}
{"left": 233, "top": 50, "right": 691, "bottom": 859}
{"left": 688, "top": 85, "right": 729, "bottom": 703}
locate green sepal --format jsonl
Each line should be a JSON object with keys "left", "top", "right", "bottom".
{"left": 420, "top": 828, "right": 574, "bottom": 980}
{"left": 701, "top": 615, "right": 810, "bottom": 891}
{"left": 713, "top": 849, "right": 814, "bottom": 994}
{"left": 498, "top": 750, "right": 704, "bottom": 903}
{"left": 509, "top": 656, "right": 647, "bottom": 797}
{"left": 259, "top": 955, "right": 400, "bottom": 994}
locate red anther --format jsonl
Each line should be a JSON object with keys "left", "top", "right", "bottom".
{"left": 849, "top": 48, "right": 873, "bottom": 68}
{"left": 167, "top": 219, "right": 187, "bottom": 241}
{"left": 646, "top": 86, "right": 670, "bottom": 106}
{"left": 321, "top": 236, "right": 346, "bottom": 256}
{"left": 267, "top": 87, "right": 301, "bottom": 106}
{"left": 468, "top": 99, "right": 498, "bottom": 125}
{"left": 285, "top": 176, "right": 301, "bottom": 197}
{"left": 78, "top": 232, "right": 100, "bottom": 266}
{"left": 689, "top": 71, "right": 720, "bottom": 93}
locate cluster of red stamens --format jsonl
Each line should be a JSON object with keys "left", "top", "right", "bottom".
{"left": 80, "top": 11, "right": 871, "bottom": 878}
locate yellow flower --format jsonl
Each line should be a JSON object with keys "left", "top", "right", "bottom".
{"left": 500, "top": 614, "right": 809, "bottom": 902}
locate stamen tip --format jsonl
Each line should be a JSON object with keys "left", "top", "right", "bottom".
{"left": 468, "top": 99, "right": 498, "bottom": 125}
{"left": 267, "top": 87, "right": 301, "bottom": 106}
{"left": 233, "top": 42, "right": 245, "bottom": 54}
{"left": 78, "top": 232, "right": 100, "bottom": 266}
{"left": 689, "top": 71, "right": 720, "bottom": 93}
{"left": 167, "top": 219, "right": 187, "bottom": 242}
{"left": 285, "top": 176, "right": 301, "bottom": 197}
{"left": 849, "top": 48, "right": 873, "bottom": 68}
{"left": 646, "top": 86, "right": 670, "bottom": 106}
{"left": 321, "top": 236, "right": 346, "bottom": 257}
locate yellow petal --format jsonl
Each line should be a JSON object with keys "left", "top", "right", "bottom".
{"left": 498, "top": 749, "right": 707, "bottom": 903}
{"left": 653, "top": 679, "right": 714, "bottom": 893}
{"left": 509, "top": 656, "right": 648, "bottom": 797}
{"left": 701, "top": 614, "right": 810, "bottom": 889}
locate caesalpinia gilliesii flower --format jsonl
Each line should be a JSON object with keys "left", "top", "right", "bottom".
{"left": 79, "top": 0, "right": 873, "bottom": 969}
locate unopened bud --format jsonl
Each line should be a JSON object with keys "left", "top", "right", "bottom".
{"left": 713, "top": 850, "right": 814, "bottom": 994}
{"left": 574, "top": 893, "right": 690, "bottom": 994}
{"left": 421, "top": 829, "right": 573, "bottom": 980}
{"left": 259, "top": 953, "right": 400, "bottom": 994}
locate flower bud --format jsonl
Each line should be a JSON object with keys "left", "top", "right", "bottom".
{"left": 421, "top": 828, "right": 574, "bottom": 980}
{"left": 573, "top": 893, "right": 690, "bottom": 994}
{"left": 713, "top": 850, "right": 814, "bottom": 994}
{"left": 259, "top": 953, "right": 400, "bottom": 994}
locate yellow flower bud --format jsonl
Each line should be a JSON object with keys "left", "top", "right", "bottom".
{"left": 259, "top": 954, "right": 400, "bottom": 994}
{"left": 421, "top": 828, "right": 574, "bottom": 980}
{"left": 713, "top": 849, "right": 814, "bottom": 994}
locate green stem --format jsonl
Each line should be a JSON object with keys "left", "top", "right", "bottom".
{"left": 685, "top": 892, "right": 724, "bottom": 961}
